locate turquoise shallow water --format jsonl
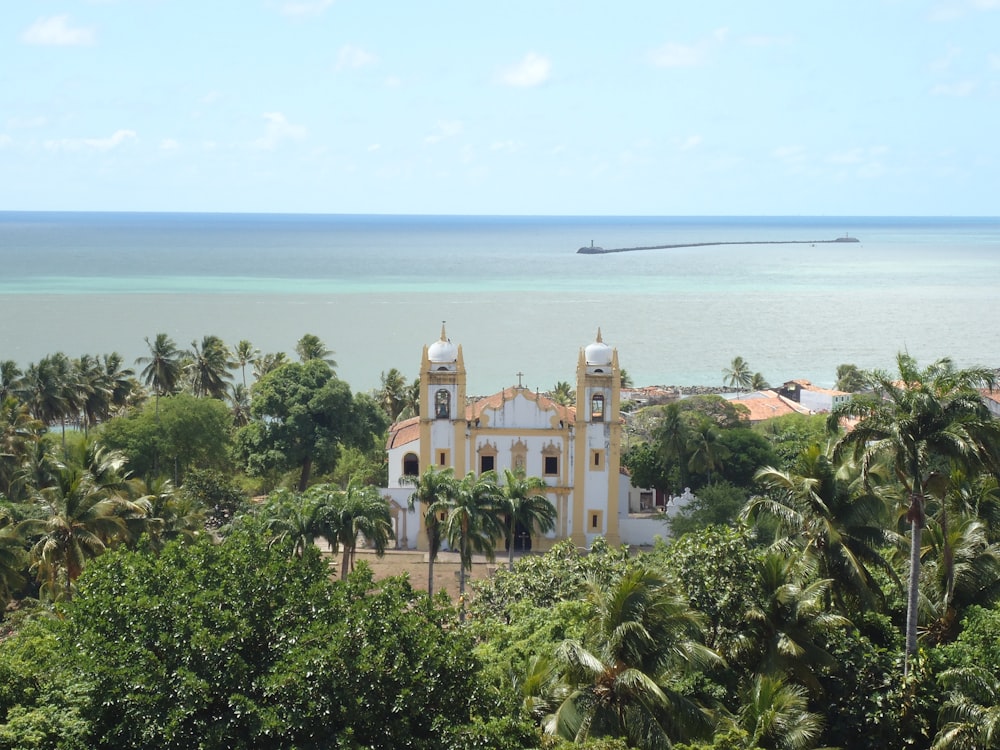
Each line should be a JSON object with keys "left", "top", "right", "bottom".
{"left": 2, "top": 213, "right": 999, "bottom": 393}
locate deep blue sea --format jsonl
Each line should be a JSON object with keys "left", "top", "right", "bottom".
{"left": 2, "top": 212, "right": 999, "bottom": 394}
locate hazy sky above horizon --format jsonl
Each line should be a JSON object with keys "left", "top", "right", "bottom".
{"left": 5, "top": 1, "right": 999, "bottom": 216}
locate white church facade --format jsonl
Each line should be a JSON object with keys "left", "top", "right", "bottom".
{"left": 380, "top": 327, "right": 665, "bottom": 551}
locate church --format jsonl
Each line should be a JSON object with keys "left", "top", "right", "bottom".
{"left": 381, "top": 326, "right": 660, "bottom": 552}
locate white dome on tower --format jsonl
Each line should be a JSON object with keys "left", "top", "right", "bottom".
{"left": 585, "top": 328, "right": 613, "bottom": 366}
{"left": 427, "top": 323, "right": 458, "bottom": 363}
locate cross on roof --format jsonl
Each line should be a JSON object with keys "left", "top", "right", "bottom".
{"left": 516, "top": 371, "right": 524, "bottom": 388}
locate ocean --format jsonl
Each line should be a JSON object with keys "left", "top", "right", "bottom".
{"left": 1, "top": 212, "right": 998, "bottom": 395}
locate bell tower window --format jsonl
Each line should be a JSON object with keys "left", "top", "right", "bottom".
{"left": 591, "top": 393, "right": 605, "bottom": 422}
{"left": 435, "top": 389, "right": 451, "bottom": 419}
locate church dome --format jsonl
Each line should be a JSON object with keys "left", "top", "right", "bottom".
{"left": 585, "top": 329, "right": 613, "bottom": 366}
{"left": 428, "top": 324, "right": 458, "bottom": 363}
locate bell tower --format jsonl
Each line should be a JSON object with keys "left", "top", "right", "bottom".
{"left": 572, "top": 329, "right": 621, "bottom": 546}
{"left": 419, "top": 322, "right": 468, "bottom": 478}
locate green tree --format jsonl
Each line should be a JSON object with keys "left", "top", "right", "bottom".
{"left": 230, "top": 339, "right": 258, "bottom": 388}
{"left": 375, "top": 367, "right": 409, "bottom": 423}
{"left": 252, "top": 351, "right": 288, "bottom": 380}
{"left": 830, "top": 353, "right": 1000, "bottom": 674}
{"left": 407, "top": 465, "right": 458, "bottom": 600}
{"left": 734, "top": 553, "right": 850, "bottom": 693}
{"left": 723, "top": 356, "right": 753, "bottom": 395}
{"left": 500, "top": 467, "right": 557, "bottom": 570}
{"left": 136, "top": 333, "right": 182, "bottom": 415}
{"left": 550, "top": 381, "right": 576, "bottom": 407}
{"left": 21, "top": 353, "right": 78, "bottom": 456}
{"left": 50, "top": 526, "right": 491, "bottom": 749}
{"left": 294, "top": 333, "right": 337, "bottom": 369}
{"left": 98, "top": 393, "right": 233, "bottom": 484}
{"left": 185, "top": 334, "right": 232, "bottom": 399}
{"left": 20, "top": 449, "right": 145, "bottom": 600}
{"left": 329, "top": 478, "right": 393, "bottom": 578}
{"left": 745, "top": 444, "right": 898, "bottom": 612}
{"left": 932, "top": 665, "right": 1000, "bottom": 750}
{"left": 441, "top": 471, "right": 504, "bottom": 619}
{"left": 733, "top": 675, "right": 825, "bottom": 750}
{"left": 835, "top": 363, "right": 867, "bottom": 393}
{"left": 259, "top": 485, "right": 338, "bottom": 559}
{"left": 236, "top": 360, "right": 387, "bottom": 491}
{"left": 0, "top": 360, "right": 22, "bottom": 403}
{"left": 549, "top": 567, "right": 720, "bottom": 749}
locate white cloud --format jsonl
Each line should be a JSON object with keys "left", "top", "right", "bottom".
{"left": 929, "top": 44, "right": 961, "bottom": 71}
{"left": 489, "top": 139, "right": 520, "bottom": 153}
{"left": 6, "top": 115, "right": 47, "bottom": 129}
{"left": 989, "top": 53, "right": 1000, "bottom": 70}
{"left": 335, "top": 45, "right": 377, "bottom": 72}
{"left": 160, "top": 138, "right": 180, "bottom": 151}
{"left": 931, "top": 80, "right": 977, "bottom": 95}
{"left": 0, "top": 135, "right": 12, "bottom": 149}
{"left": 649, "top": 42, "right": 704, "bottom": 68}
{"left": 44, "top": 129, "right": 136, "bottom": 152}
{"left": 21, "top": 15, "right": 95, "bottom": 46}
{"left": 252, "top": 112, "right": 306, "bottom": 149}
{"left": 367, "top": 143, "right": 380, "bottom": 152}
{"left": 497, "top": 53, "right": 551, "bottom": 87}
{"left": 275, "top": 0, "right": 335, "bottom": 18}
{"left": 424, "top": 120, "right": 463, "bottom": 145}
{"left": 679, "top": 135, "right": 702, "bottom": 151}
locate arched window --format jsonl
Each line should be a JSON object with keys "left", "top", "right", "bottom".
{"left": 591, "top": 392, "right": 605, "bottom": 421}
{"left": 435, "top": 389, "right": 451, "bottom": 419}
{"left": 403, "top": 452, "right": 419, "bottom": 477}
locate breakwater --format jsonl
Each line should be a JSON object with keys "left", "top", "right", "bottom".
{"left": 577, "top": 235, "right": 859, "bottom": 254}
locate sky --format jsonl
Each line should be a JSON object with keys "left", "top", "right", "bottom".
{"left": 4, "top": 1, "right": 999, "bottom": 216}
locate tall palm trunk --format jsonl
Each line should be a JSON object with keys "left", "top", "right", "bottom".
{"left": 905, "top": 491, "right": 924, "bottom": 676}
{"left": 508, "top": 516, "right": 516, "bottom": 571}
{"left": 427, "top": 555, "right": 435, "bottom": 600}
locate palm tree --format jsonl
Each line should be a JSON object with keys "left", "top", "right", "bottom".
{"left": 750, "top": 372, "right": 770, "bottom": 391}
{"left": 686, "top": 418, "right": 729, "bottom": 485}
{"left": 263, "top": 486, "right": 338, "bottom": 559}
{"left": 0, "top": 360, "right": 22, "bottom": 403}
{"left": 733, "top": 552, "right": 850, "bottom": 693}
{"left": 0, "top": 515, "right": 27, "bottom": 609}
{"left": 549, "top": 381, "right": 576, "bottom": 407}
{"left": 920, "top": 498, "right": 1000, "bottom": 644}
{"left": 829, "top": 353, "right": 1000, "bottom": 674}
{"left": 500, "top": 467, "right": 556, "bottom": 570}
{"left": 375, "top": 368, "right": 408, "bottom": 423}
{"left": 20, "top": 452, "right": 144, "bottom": 600}
{"left": 231, "top": 339, "right": 259, "bottom": 388}
{"left": 0, "top": 396, "right": 43, "bottom": 501}
{"left": 406, "top": 466, "right": 457, "bottom": 600}
{"left": 228, "top": 383, "right": 252, "bottom": 428}
{"left": 723, "top": 356, "right": 753, "bottom": 395}
{"left": 734, "top": 674, "right": 825, "bottom": 750}
{"left": 21, "top": 353, "right": 78, "bottom": 456}
{"left": 75, "top": 353, "right": 112, "bottom": 435}
{"left": 330, "top": 478, "right": 393, "bottom": 578}
{"left": 138, "top": 476, "right": 204, "bottom": 551}
{"left": 253, "top": 351, "right": 289, "bottom": 380}
{"left": 932, "top": 665, "right": 1000, "bottom": 750}
{"left": 137, "top": 333, "right": 182, "bottom": 415}
{"left": 102, "top": 352, "right": 137, "bottom": 415}
{"left": 295, "top": 333, "right": 337, "bottom": 370}
{"left": 655, "top": 402, "right": 691, "bottom": 492}
{"left": 549, "top": 567, "right": 721, "bottom": 748}
{"left": 745, "top": 443, "right": 899, "bottom": 612}
{"left": 441, "top": 471, "right": 504, "bottom": 619}
{"left": 186, "top": 334, "right": 232, "bottom": 399}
